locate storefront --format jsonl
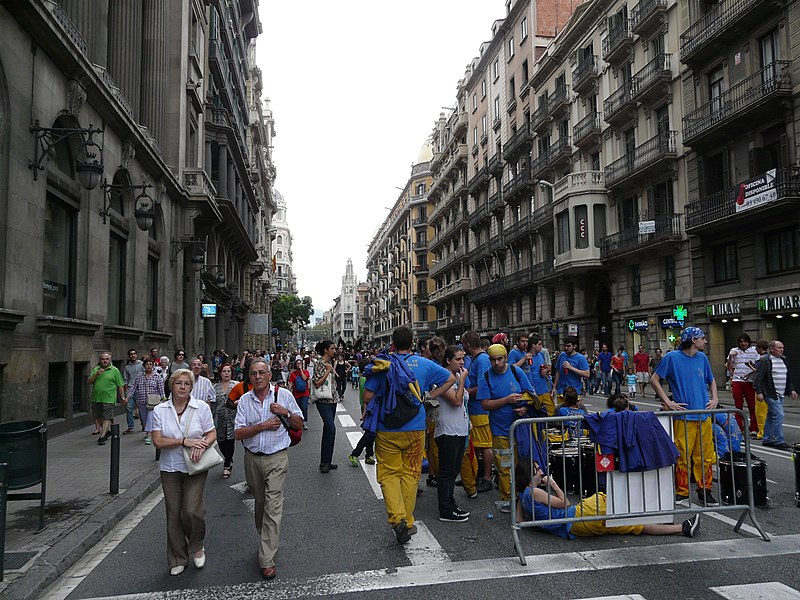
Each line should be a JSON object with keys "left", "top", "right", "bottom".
{"left": 757, "top": 291, "right": 800, "bottom": 386}
{"left": 704, "top": 300, "right": 747, "bottom": 386}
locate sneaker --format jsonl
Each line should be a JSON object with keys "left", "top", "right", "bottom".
{"left": 476, "top": 479, "right": 493, "bottom": 493}
{"left": 762, "top": 440, "right": 776, "bottom": 447}
{"left": 453, "top": 507, "right": 470, "bottom": 517}
{"left": 696, "top": 489, "right": 718, "bottom": 506}
{"left": 349, "top": 455, "right": 359, "bottom": 467}
{"left": 775, "top": 442, "right": 791, "bottom": 450}
{"left": 365, "top": 456, "right": 376, "bottom": 465}
{"left": 675, "top": 492, "right": 689, "bottom": 502}
{"left": 123, "top": 428, "right": 134, "bottom": 435}
{"left": 682, "top": 514, "right": 700, "bottom": 538}
{"left": 497, "top": 501, "right": 511, "bottom": 514}
{"left": 144, "top": 436, "right": 152, "bottom": 445}
{"left": 319, "top": 464, "right": 331, "bottom": 473}
{"left": 303, "top": 423, "right": 308, "bottom": 431}
{"left": 439, "top": 512, "right": 469, "bottom": 523}
{"left": 426, "top": 475, "right": 438, "bottom": 488}
{"left": 466, "top": 490, "right": 478, "bottom": 499}
{"left": 393, "top": 519, "right": 411, "bottom": 544}
{"left": 408, "top": 524, "right": 418, "bottom": 535}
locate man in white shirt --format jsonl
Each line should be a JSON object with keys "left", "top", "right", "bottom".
{"left": 190, "top": 359, "right": 216, "bottom": 407}
{"left": 726, "top": 333, "right": 761, "bottom": 435}
{"left": 234, "top": 358, "right": 302, "bottom": 580}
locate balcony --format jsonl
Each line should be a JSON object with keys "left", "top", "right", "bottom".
{"left": 503, "top": 122, "right": 533, "bottom": 159}
{"left": 411, "top": 217, "right": 427, "bottom": 228}
{"left": 553, "top": 170, "right": 605, "bottom": 203}
{"left": 454, "top": 110, "right": 468, "bottom": 138}
{"left": 531, "top": 100, "right": 550, "bottom": 133}
{"left": 603, "top": 80, "right": 636, "bottom": 127}
{"left": 414, "top": 291, "right": 429, "bottom": 304}
{"left": 505, "top": 214, "right": 532, "bottom": 244}
{"left": 431, "top": 279, "right": 472, "bottom": 305}
{"left": 680, "top": 0, "right": 775, "bottom": 64}
{"left": 468, "top": 201, "right": 489, "bottom": 229}
{"left": 488, "top": 153, "right": 504, "bottom": 177}
{"left": 487, "top": 232, "right": 506, "bottom": 253}
{"left": 601, "top": 213, "right": 683, "bottom": 260}
{"left": 573, "top": 112, "right": 602, "bottom": 150}
{"left": 503, "top": 167, "right": 535, "bottom": 204}
{"left": 468, "top": 241, "right": 489, "bottom": 263}
{"left": 415, "top": 237, "right": 428, "bottom": 250}
{"left": 572, "top": 55, "right": 598, "bottom": 96}
{"left": 531, "top": 138, "right": 572, "bottom": 179}
{"left": 468, "top": 167, "right": 489, "bottom": 196}
{"left": 631, "top": 0, "right": 668, "bottom": 35}
{"left": 531, "top": 259, "right": 556, "bottom": 282}
{"left": 682, "top": 61, "right": 791, "bottom": 146}
{"left": 548, "top": 85, "right": 570, "bottom": 119}
{"left": 480, "top": 132, "right": 488, "bottom": 147}
{"left": 487, "top": 190, "right": 503, "bottom": 214}
{"left": 631, "top": 53, "right": 672, "bottom": 106}
{"left": 530, "top": 203, "right": 554, "bottom": 231}
{"left": 604, "top": 131, "right": 677, "bottom": 189}
{"left": 471, "top": 279, "right": 505, "bottom": 303}
{"left": 685, "top": 167, "right": 800, "bottom": 232}
{"left": 602, "top": 18, "right": 634, "bottom": 65}
{"left": 506, "top": 96, "right": 518, "bottom": 114}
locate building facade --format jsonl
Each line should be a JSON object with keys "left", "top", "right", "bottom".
{"left": 331, "top": 259, "right": 358, "bottom": 344}
{"left": 271, "top": 189, "right": 297, "bottom": 296}
{"left": 0, "top": 0, "right": 276, "bottom": 432}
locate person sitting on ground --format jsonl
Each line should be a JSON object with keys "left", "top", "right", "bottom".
{"left": 515, "top": 463, "right": 700, "bottom": 539}
{"left": 606, "top": 393, "right": 638, "bottom": 413}
{"left": 556, "top": 386, "right": 587, "bottom": 440}
{"left": 713, "top": 407, "right": 743, "bottom": 456}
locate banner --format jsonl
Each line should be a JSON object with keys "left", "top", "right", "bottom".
{"left": 734, "top": 169, "right": 777, "bottom": 213}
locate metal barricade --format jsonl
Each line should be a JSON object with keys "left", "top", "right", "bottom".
{"left": 509, "top": 408, "right": 770, "bottom": 565}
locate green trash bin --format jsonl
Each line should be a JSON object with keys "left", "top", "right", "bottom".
{"left": 0, "top": 420, "right": 47, "bottom": 531}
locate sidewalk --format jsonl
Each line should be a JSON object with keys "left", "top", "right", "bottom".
{"left": 1, "top": 421, "right": 163, "bottom": 600}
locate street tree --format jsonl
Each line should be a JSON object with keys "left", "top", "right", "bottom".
{"left": 272, "top": 294, "right": 314, "bottom": 336}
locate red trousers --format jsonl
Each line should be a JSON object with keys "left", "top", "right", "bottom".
{"left": 731, "top": 381, "right": 757, "bottom": 433}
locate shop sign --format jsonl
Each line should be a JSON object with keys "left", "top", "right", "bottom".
{"left": 734, "top": 169, "right": 777, "bottom": 214}
{"left": 660, "top": 316, "right": 684, "bottom": 329}
{"left": 628, "top": 318, "right": 648, "bottom": 331}
{"left": 201, "top": 303, "right": 217, "bottom": 318}
{"left": 567, "top": 323, "right": 579, "bottom": 336}
{"left": 706, "top": 301, "right": 741, "bottom": 317}
{"left": 757, "top": 293, "right": 800, "bottom": 312}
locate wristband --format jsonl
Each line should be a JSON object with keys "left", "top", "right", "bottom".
{"left": 182, "top": 437, "right": 186, "bottom": 447}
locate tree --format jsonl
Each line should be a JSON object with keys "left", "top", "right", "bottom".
{"left": 272, "top": 294, "right": 314, "bottom": 335}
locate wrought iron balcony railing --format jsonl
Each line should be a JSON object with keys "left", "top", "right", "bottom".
{"left": 601, "top": 213, "right": 683, "bottom": 259}
{"left": 604, "top": 131, "right": 677, "bottom": 188}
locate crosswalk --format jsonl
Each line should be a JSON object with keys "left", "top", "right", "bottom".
{"left": 577, "top": 583, "right": 800, "bottom": 600}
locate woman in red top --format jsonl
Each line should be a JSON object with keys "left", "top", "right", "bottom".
{"left": 610, "top": 350, "right": 626, "bottom": 395}
{"left": 287, "top": 359, "right": 310, "bottom": 430}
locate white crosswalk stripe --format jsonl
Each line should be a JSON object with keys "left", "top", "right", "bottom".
{"left": 710, "top": 582, "right": 800, "bottom": 600}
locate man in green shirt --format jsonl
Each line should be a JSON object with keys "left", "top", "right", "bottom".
{"left": 88, "top": 352, "right": 124, "bottom": 445}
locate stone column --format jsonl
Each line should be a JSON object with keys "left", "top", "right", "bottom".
{"left": 217, "top": 145, "right": 228, "bottom": 198}
{"left": 227, "top": 162, "right": 236, "bottom": 202}
{"left": 107, "top": 0, "right": 142, "bottom": 118}
{"left": 140, "top": 0, "right": 168, "bottom": 144}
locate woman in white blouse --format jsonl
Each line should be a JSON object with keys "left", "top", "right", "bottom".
{"left": 151, "top": 369, "right": 217, "bottom": 576}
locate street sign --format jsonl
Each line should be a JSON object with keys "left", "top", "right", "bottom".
{"left": 628, "top": 318, "right": 648, "bottom": 331}
{"left": 201, "top": 303, "right": 216, "bottom": 318}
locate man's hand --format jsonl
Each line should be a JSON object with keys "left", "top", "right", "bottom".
{"left": 706, "top": 396, "right": 719, "bottom": 409}
{"left": 269, "top": 402, "right": 290, "bottom": 418}
{"left": 261, "top": 417, "right": 281, "bottom": 431}
{"left": 662, "top": 398, "right": 687, "bottom": 411}
{"left": 506, "top": 393, "right": 523, "bottom": 404}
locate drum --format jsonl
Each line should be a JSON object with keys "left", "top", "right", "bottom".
{"left": 548, "top": 446, "right": 581, "bottom": 494}
{"left": 793, "top": 443, "right": 800, "bottom": 507}
{"left": 579, "top": 443, "right": 598, "bottom": 497}
{"left": 718, "top": 451, "right": 767, "bottom": 506}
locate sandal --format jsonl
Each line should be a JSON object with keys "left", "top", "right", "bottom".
{"left": 222, "top": 467, "right": 231, "bottom": 479}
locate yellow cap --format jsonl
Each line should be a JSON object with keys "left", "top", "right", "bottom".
{"left": 487, "top": 343, "right": 508, "bottom": 357}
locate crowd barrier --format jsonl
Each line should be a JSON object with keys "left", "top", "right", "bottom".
{"left": 508, "top": 408, "right": 770, "bottom": 565}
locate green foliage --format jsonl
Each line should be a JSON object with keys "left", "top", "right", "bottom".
{"left": 272, "top": 294, "right": 314, "bottom": 334}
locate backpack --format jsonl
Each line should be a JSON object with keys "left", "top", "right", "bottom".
{"left": 382, "top": 382, "right": 421, "bottom": 429}
{"left": 294, "top": 374, "right": 307, "bottom": 394}
{"left": 483, "top": 365, "right": 543, "bottom": 413}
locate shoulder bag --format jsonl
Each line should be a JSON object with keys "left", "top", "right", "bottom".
{"left": 182, "top": 406, "right": 224, "bottom": 475}
{"left": 310, "top": 365, "right": 334, "bottom": 402}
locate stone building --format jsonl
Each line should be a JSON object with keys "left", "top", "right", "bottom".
{"left": 271, "top": 188, "right": 297, "bottom": 295}
{"left": 331, "top": 259, "right": 358, "bottom": 344}
{"left": 0, "top": 1, "right": 276, "bottom": 432}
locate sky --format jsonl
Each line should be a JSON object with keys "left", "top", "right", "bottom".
{"left": 257, "top": 1, "right": 505, "bottom": 314}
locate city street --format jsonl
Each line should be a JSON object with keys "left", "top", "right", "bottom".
{"left": 40, "top": 387, "right": 800, "bottom": 600}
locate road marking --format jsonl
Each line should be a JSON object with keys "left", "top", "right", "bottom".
{"left": 346, "top": 431, "right": 382, "bottom": 499}
{"left": 336, "top": 404, "right": 346, "bottom": 413}
{"left": 69, "top": 534, "right": 800, "bottom": 600}
{"left": 404, "top": 520, "right": 449, "bottom": 565}
{"left": 573, "top": 596, "right": 646, "bottom": 600}
{"left": 40, "top": 488, "right": 164, "bottom": 600}
{"left": 338, "top": 414, "right": 357, "bottom": 428}
{"left": 711, "top": 582, "right": 800, "bottom": 599}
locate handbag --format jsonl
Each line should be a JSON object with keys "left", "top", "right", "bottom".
{"left": 310, "top": 367, "right": 334, "bottom": 402}
{"left": 274, "top": 384, "right": 301, "bottom": 446}
{"left": 181, "top": 406, "right": 224, "bottom": 475}
{"left": 147, "top": 393, "right": 164, "bottom": 409}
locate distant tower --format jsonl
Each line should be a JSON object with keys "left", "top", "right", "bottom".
{"left": 334, "top": 259, "right": 358, "bottom": 343}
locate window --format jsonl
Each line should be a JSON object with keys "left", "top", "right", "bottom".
{"left": 521, "top": 17, "right": 528, "bottom": 40}
{"left": 472, "top": 93, "right": 477, "bottom": 112}
{"left": 509, "top": 76, "right": 516, "bottom": 99}
{"left": 473, "top": 126, "right": 479, "bottom": 145}
{"left": 664, "top": 256, "right": 676, "bottom": 301}
{"left": 73, "top": 362, "right": 88, "bottom": 414}
{"left": 508, "top": 37, "right": 515, "bottom": 59}
{"left": 481, "top": 79, "right": 487, "bottom": 98}
{"left": 766, "top": 228, "right": 800, "bottom": 273}
{"left": 494, "top": 96, "right": 501, "bottom": 118}
{"left": 108, "top": 233, "right": 126, "bottom": 325}
{"left": 43, "top": 196, "right": 76, "bottom": 317}
{"left": 47, "top": 363, "right": 67, "bottom": 419}
{"left": 556, "top": 209, "right": 570, "bottom": 254}
{"left": 493, "top": 59, "right": 500, "bottom": 80}
{"left": 566, "top": 283, "right": 575, "bottom": 315}
{"left": 593, "top": 205, "right": 606, "bottom": 248}
{"left": 481, "top": 115, "right": 487, "bottom": 134}
{"left": 713, "top": 243, "right": 738, "bottom": 282}
{"left": 708, "top": 66, "right": 724, "bottom": 114}
{"left": 574, "top": 205, "right": 589, "bottom": 249}
{"left": 630, "top": 264, "right": 641, "bottom": 306}
{"left": 522, "top": 59, "right": 529, "bottom": 83}
{"left": 147, "top": 257, "right": 159, "bottom": 330}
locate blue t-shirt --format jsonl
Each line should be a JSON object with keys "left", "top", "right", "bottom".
{"left": 467, "top": 351, "right": 491, "bottom": 416}
{"left": 597, "top": 351, "right": 613, "bottom": 373}
{"left": 508, "top": 347, "right": 531, "bottom": 379}
{"left": 528, "top": 351, "right": 551, "bottom": 395}
{"left": 477, "top": 365, "right": 534, "bottom": 437}
{"left": 364, "top": 353, "right": 452, "bottom": 432}
{"left": 654, "top": 350, "right": 714, "bottom": 420}
{"left": 557, "top": 405, "right": 587, "bottom": 438}
{"left": 714, "top": 412, "right": 742, "bottom": 453}
{"left": 520, "top": 487, "right": 576, "bottom": 538}
{"left": 554, "top": 352, "right": 590, "bottom": 394}
{"left": 626, "top": 374, "right": 637, "bottom": 386}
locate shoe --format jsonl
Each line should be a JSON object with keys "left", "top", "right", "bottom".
{"left": 102, "top": 431, "right": 112, "bottom": 441}
{"left": 365, "top": 456, "right": 376, "bottom": 465}
{"left": 466, "top": 490, "right": 478, "bottom": 499}
{"left": 675, "top": 492, "right": 689, "bottom": 502}
{"left": 774, "top": 442, "right": 791, "bottom": 450}
{"left": 696, "top": 489, "right": 718, "bottom": 506}
{"left": 222, "top": 467, "right": 231, "bottom": 479}
{"left": 439, "top": 512, "right": 469, "bottom": 522}
{"left": 193, "top": 549, "right": 205, "bottom": 569}
{"left": 349, "top": 455, "right": 359, "bottom": 467}
{"left": 329, "top": 463, "right": 338, "bottom": 470}
{"left": 455, "top": 478, "right": 463, "bottom": 487}
{"left": 97, "top": 438, "right": 106, "bottom": 446}
{"left": 682, "top": 514, "right": 700, "bottom": 538}
{"left": 426, "top": 475, "right": 438, "bottom": 487}
{"left": 416, "top": 487, "right": 424, "bottom": 496}
{"left": 393, "top": 519, "right": 411, "bottom": 544}
{"left": 319, "top": 464, "right": 331, "bottom": 473}
{"left": 762, "top": 440, "right": 776, "bottom": 447}
{"left": 261, "top": 566, "right": 277, "bottom": 580}
{"left": 144, "top": 437, "right": 152, "bottom": 445}
{"left": 170, "top": 565, "right": 185, "bottom": 576}
{"left": 453, "top": 507, "right": 470, "bottom": 517}
{"left": 91, "top": 431, "right": 100, "bottom": 435}
{"left": 303, "top": 423, "right": 308, "bottom": 430}
{"left": 476, "top": 479, "right": 493, "bottom": 493}
{"left": 123, "top": 428, "right": 134, "bottom": 435}
{"left": 498, "top": 501, "right": 511, "bottom": 514}
{"left": 754, "top": 434, "right": 763, "bottom": 440}
{"left": 408, "top": 524, "right": 418, "bottom": 535}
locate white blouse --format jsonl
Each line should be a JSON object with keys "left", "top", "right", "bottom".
{"left": 151, "top": 396, "right": 215, "bottom": 473}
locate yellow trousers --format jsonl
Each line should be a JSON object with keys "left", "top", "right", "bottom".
{"left": 539, "top": 392, "right": 556, "bottom": 417}
{"left": 375, "top": 430, "right": 425, "bottom": 527}
{"left": 492, "top": 435, "right": 512, "bottom": 501}
{"left": 673, "top": 418, "right": 716, "bottom": 496}
{"left": 755, "top": 398, "right": 768, "bottom": 439}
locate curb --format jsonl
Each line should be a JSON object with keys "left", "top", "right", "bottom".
{"left": 3, "top": 461, "right": 162, "bottom": 600}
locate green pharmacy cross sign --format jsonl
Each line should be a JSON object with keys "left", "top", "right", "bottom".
{"left": 673, "top": 305, "right": 688, "bottom": 322}
{"left": 668, "top": 334, "right": 678, "bottom": 343}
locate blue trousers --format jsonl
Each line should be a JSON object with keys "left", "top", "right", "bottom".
{"left": 316, "top": 402, "right": 337, "bottom": 465}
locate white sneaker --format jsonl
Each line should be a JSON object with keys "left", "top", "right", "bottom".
{"left": 170, "top": 565, "right": 185, "bottom": 576}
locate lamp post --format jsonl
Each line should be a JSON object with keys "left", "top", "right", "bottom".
{"left": 29, "top": 121, "right": 104, "bottom": 189}
{"left": 100, "top": 178, "right": 155, "bottom": 231}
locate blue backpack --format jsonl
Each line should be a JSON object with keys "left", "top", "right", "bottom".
{"left": 294, "top": 375, "right": 307, "bottom": 394}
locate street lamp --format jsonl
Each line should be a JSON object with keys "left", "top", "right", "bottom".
{"left": 29, "top": 120, "right": 104, "bottom": 189}
{"left": 100, "top": 178, "right": 155, "bottom": 230}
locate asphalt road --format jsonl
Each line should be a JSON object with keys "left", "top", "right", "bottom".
{"left": 42, "top": 386, "right": 800, "bottom": 600}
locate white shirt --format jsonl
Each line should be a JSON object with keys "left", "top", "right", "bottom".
{"left": 728, "top": 346, "right": 760, "bottom": 382}
{"left": 235, "top": 386, "right": 302, "bottom": 454}
{"left": 193, "top": 375, "right": 216, "bottom": 404}
{"left": 436, "top": 375, "right": 470, "bottom": 438}
{"left": 151, "top": 397, "right": 215, "bottom": 473}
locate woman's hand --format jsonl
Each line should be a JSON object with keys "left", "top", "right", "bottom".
{"left": 183, "top": 437, "right": 208, "bottom": 450}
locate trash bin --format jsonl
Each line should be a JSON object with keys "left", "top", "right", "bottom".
{"left": 0, "top": 420, "right": 46, "bottom": 490}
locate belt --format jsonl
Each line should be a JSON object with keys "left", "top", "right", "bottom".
{"left": 245, "top": 448, "right": 286, "bottom": 457}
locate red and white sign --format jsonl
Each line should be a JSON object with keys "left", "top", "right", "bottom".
{"left": 734, "top": 169, "right": 777, "bottom": 213}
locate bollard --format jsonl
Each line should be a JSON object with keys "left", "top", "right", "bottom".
{"left": 1, "top": 463, "right": 8, "bottom": 582}
{"left": 110, "top": 424, "right": 120, "bottom": 495}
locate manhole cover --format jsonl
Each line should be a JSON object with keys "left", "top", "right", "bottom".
{"left": 3, "top": 551, "right": 37, "bottom": 570}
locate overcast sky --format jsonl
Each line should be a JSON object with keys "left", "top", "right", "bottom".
{"left": 257, "top": 1, "right": 505, "bottom": 314}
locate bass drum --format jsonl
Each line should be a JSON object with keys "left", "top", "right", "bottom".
{"left": 718, "top": 451, "right": 767, "bottom": 506}
{"left": 548, "top": 445, "right": 581, "bottom": 495}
